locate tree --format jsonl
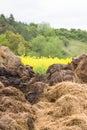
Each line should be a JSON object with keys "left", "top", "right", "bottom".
{"left": 8, "top": 14, "right": 15, "bottom": 23}
{"left": 0, "top": 14, "right": 7, "bottom": 34}
{"left": 0, "top": 33, "right": 10, "bottom": 46}
{"left": 38, "top": 22, "right": 51, "bottom": 35}
{"left": 27, "top": 23, "right": 38, "bottom": 40}
{"left": 43, "top": 37, "right": 63, "bottom": 58}
{"left": 6, "top": 30, "right": 30, "bottom": 55}
{"left": 17, "top": 42, "right": 25, "bottom": 56}
{"left": 30, "top": 35, "right": 46, "bottom": 57}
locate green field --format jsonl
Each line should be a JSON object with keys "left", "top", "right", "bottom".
{"left": 64, "top": 40, "right": 87, "bottom": 57}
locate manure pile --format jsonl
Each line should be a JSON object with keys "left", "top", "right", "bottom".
{"left": 0, "top": 46, "right": 87, "bottom": 130}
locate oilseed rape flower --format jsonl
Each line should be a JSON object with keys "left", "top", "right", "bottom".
{"left": 20, "top": 56, "right": 72, "bottom": 74}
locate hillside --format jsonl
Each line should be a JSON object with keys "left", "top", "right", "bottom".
{"left": 0, "top": 14, "right": 87, "bottom": 58}
{"left": 63, "top": 40, "right": 87, "bottom": 57}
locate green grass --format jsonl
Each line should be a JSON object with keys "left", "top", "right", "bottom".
{"left": 63, "top": 40, "right": 87, "bottom": 57}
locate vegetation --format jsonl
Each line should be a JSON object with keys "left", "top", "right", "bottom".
{"left": 0, "top": 14, "right": 87, "bottom": 58}
{"left": 21, "top": 56, "right": 72, "bottom": 74}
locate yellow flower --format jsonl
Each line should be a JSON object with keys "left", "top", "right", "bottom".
{"left": 20, "top": 56, "right": 72, "bottom": 74}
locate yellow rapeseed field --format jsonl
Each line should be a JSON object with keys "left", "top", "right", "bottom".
{"left": 20, "top": 56, "right": 72, "bottom": 74}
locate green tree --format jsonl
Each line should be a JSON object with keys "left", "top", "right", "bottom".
{"left": 30, "top": 35, "right": 46, "bottom": 57}
{"left": 8, "top": 14, "right": 15, "bottom": 24}
{"left": 0, "top": 33, "right": 10, "bottom": 46}
{"left": 27, "top": 23, "right": 38, "bottom": 40}
{"left": 6, "top": 30, "right": 30, "bottom": 55}
{"left": 17, "top": 42, "right": 25, "bottom": 56}
{"left": 43, "top": 37, "right": 63, "bottom": 58}
{"left": 38, "top": 22, "right": 51, "bottom": 35}
{"left": 0, "top": 14, "right": 7, "bottom": 34}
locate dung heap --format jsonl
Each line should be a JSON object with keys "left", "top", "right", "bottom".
{"left": 0, "top": 82, "right": 35, "bottom": 130}
{"left": 34, "top": 82, "right": 87, "bottom": 130}
{"left": 0, "top": 46, "right": 87, "bottom": 130}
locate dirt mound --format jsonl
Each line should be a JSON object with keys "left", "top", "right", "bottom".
{"left": 0, "top": 66, "right": 35, "bottom": 90}
{"left": 0, "top": 47, "right": 87, "bottom": 130}
{"left": 0, "top": 67, "right": 47, "bottom": 104}
{"left": 34, "top": 82, "right": 87, "bottom": 130}
{"left": 25, "top": 82, "right": 47, "bottom": 104}
{"left": 46, "top": 64, "right": 78, "bottom": 85}
{"left": 1, "top": 81, "right": 87, "bottom": 130}
{"left": 46, "top": 64, "right": 71, "bottom": 74}
{"left": 71, "top": 53, "right": 87, "bottom": 83}
{"left": 0, "top": 46, "right": 47, "bottom": 104}
{"left": 0, "top": 46, "right": 22, "bottom": 68}
{"left": 0, "top": 113, "right": 35, "bottom": 130}
{"left": 0, "top": 82, "right": 35, "bottom": 130}
{"left": 46, "top": 53, "right": 87, "bottom": 85}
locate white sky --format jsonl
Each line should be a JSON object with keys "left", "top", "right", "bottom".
{"left": 0, "top": 0, "right": 87, "bottom": 30}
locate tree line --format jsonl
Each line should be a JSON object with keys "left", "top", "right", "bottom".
{"left": 0, "top": 14, "right": 87, "bottom": 58}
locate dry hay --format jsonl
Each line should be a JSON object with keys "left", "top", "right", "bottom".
{"left": 0, "top": 82, "right": 35, "bottom": 130}
{"left": 0, "top": 113, "right": 35, "bottom": 130}
{"left": 58, "top": 126, "right": 82, "bottom": 130}
{"left": 1, "top": 80, "right": 87, "bottom": 130}
{"left": 45, "top": 82, "right": 87, "bottom": 103}
{"left": 34, "top": 81, "right": 87, "bottom": 130}
{"left": 58, "top": 114, "right": 87, "bottom": 130}
{"left": 54, "top": 94, "right": 83, "bottom": 118}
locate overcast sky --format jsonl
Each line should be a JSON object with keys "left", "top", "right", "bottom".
{"left": 0, "top": 0, "right": 87, "bottom": 30}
